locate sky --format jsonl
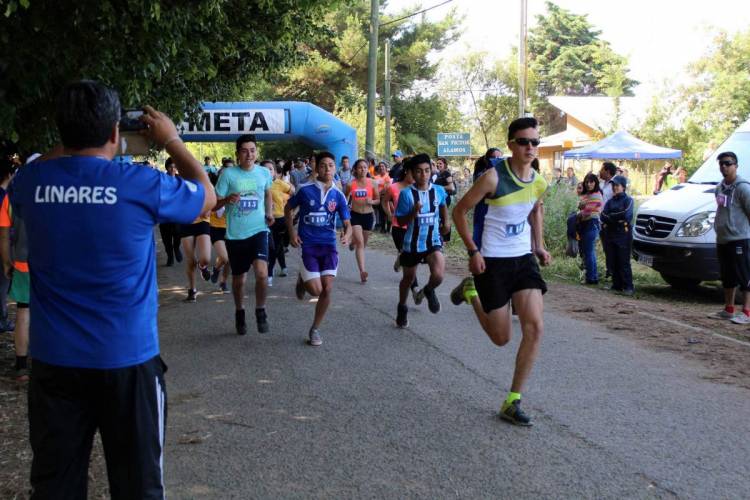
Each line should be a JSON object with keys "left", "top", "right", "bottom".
{"left": 385, "top": 0, "right": 749, "bottom": 98}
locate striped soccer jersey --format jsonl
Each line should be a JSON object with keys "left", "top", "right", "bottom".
{"left": 395, "top": 184, "right": 447, "bottom": 253}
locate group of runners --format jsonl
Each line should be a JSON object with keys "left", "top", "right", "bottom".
{"left": 171, "top": 116, "right": 550, "bottom": 426}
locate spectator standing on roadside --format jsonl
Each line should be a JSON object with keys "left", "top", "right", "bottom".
{"left": 601, "top": 175, "right": 635, "bottom": 295}
{"left": 389, "top": 150, "right": 405, "bottom": 182}
{"left": 203, "top": 155, "right": 218, "bottom": 175}
{"left": 709, "top": 152, "right": 750, "bottom": 323}
{"left": 158, "top": 157, "right": 183, "bottom": 266}
{"left": 675, "top": 166, "right": 688, "bottom": 184}
{"left": 338, "top": 155, "right": 353, "bottom": 188}
{"left": 11, "top": 80, "right": 214, "bottom": 498}
{"left": 599, "top": 161, "right": 617, "bottom": 279}
{"left": 565, "top": 166, "right": 578, "bottom": 188}
{"left": 290, "top": 158, "right": 308, "bottom": 189}
{"left": 578, "top": 173, "right": 603, "bottom": 285}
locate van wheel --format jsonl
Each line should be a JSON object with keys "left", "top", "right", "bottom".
{"left": 660, "top": 274, "right": 700, "bottom": 289}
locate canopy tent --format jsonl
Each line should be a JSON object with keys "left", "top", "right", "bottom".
{"left": 562, "top": 130, "right": 682, "bottom": 160}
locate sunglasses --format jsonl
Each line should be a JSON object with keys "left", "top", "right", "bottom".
{"left": 510, "top": 137, "right": 541, "bottom": 147}
{"left": 718, "top": 160, "right": 736, "bottom": 167}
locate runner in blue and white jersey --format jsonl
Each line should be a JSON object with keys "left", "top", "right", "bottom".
{"left": 285, "top": 151, "right": 352, "bottom": 346}
{"left": 394, "top": 153, "right": 450, "bottom": 327}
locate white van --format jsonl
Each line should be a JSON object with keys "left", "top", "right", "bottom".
{"left": 632, "top": 117, "right": 750, "bottom": 288}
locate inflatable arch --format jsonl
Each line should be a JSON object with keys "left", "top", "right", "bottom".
{"left": 178, "top": 101, "right": 357, "bottom": 163}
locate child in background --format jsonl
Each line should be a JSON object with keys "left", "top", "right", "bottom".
{"left": 578, "top": 173, "right": 603, "bottom": 284}
{"left": 601, "top": 175, "right": 635, "bottom": 295}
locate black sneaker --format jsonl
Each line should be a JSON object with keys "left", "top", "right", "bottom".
{"left": 256, "top": 308, "right": 269, "bottom": 334}
{"left": 210, "top": 265, "right": 222, "bottom": 284}
{"left": 499, "top": 399, "right": 533, "bottom": 426}
{"left": 166, "top": 256, "right": 174, "bottom": 267}
{"left": 185, "top": 289, "right": 197, "bottom": 302}
{"left": 219, "top": 282, "right": 229, "bottom": 294}
{"left": 200, "top": 265, "right": 211, "bottom": 282}
{"left": 235, "top": 309, "right": 247, "bottom": 336}
{"left": 424, "top": 287, "right": 441, "bottom": 314}
{"left": 396, "top": 304, "right": 409, "bottom": 328}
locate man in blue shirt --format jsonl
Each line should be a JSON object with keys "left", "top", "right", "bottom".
{"left": 10, "top": 80, "right": 214, "bottom": 498}
{"left": 285, "top": 151, "right": 351, "bottom": 346}
{"left": 215, "top": 134, "right": 274, "bottom": 334}
{"left": 394, "top": 153, "right": 450, "bottom": 327}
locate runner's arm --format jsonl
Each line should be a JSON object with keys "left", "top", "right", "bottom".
{"left": 452, "top": 169, "right": 496, "bottom": 252}
{"left": 529, "top": 198, "right": 551, "bottom": 266}
{"left": 439, "top": 204, "right": 451, "bottom": 235}
{"left": 0, "top": 228, "right": 10, "bottom": 279}
{"left": 382, "top": 188, "right": 393, "bottom": 219}
{"left": 264, "top": 187, "right": 274, "bottom": 225}
{"left": 340, "top": 219, "right": 352, "bottom": 246}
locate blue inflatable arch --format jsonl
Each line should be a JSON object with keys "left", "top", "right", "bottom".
{"left": 178, "top": 101, "right": 357, "bottom": 163}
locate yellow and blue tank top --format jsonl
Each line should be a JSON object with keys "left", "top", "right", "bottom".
{"left": 480, "top": 158, "right": 547, "bottom": 258}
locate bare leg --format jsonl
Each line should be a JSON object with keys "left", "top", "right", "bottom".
{"left": 351, "top": 225, "right": 366, "bottom": 277}
{"left": 253, "top": 259, "right": 268, "bottom": 308}
{"left": 399, "top": 266, "right": 418, "bottom": 305}
{"left": 213, "top": 240, "right": 229, "bottom": 268}
{"left": 181, "top": 236, "right": 196, "bottom": 290}
{"left": 508, "top": 289, "right": 544, "bottom": 394}
{"left": 232, "top": 273, "right": 246, "bottom": 310}
{"left": 312, "top": 275, "right": 335, "bottom": 329}
{"left": 14, "top": 308, "right": 29, "bottom": 357}
{"left": 195, "top": 234, "right": 211, "bottom": 269}
{"left": 469, "top": 297, "right": 513, "bottom": 346}
{"left": 424, "top": 251, "right": 445, "bottom": 290}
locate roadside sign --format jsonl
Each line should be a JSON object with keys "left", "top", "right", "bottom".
{"left": 437, "top": 133, "right": 471, "bottom": 156}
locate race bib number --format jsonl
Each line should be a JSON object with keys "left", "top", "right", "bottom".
{"left": 353, "top": 189, "right": 368, "bottom": 199}
{"left": 417, "top": 212, "right": 436, "bottom": 226}
{"left": 716, "top": 193, "right": 729, "bottom": 207}
{"left": 239, "top": 195, "right": 259, "bottom": 212}
{"left": 304, "top": 211, "right": 329, "bottom": 227}
{"left": 505, "top": 221, "right": 525, "bottom": 237}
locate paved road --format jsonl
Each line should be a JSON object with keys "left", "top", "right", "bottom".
{"left": 156, "top": 240, "right": 750, "bottom": 499}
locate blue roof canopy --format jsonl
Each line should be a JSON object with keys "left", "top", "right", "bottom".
{"left": 562, "top": 130, "right": 682, "bottom": 160}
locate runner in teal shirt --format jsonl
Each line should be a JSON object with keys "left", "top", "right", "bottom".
{"left": 215, "top": 162, "right": 273, "bottom": 240}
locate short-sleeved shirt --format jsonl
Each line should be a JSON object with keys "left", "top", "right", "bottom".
{"left": 395, "top": 184, "right": 447, "bottom": 253}
{"left": 270, "top": 179, "right": 294, "bottom": 218}
{"left": 215, "top": 165, "right": 272, "bottom": 240}
{"left": 287, "top": 181, "right": 350, "bottom": 247}
{"left": 9, "top": 156, "right": 205, "bottom": 369}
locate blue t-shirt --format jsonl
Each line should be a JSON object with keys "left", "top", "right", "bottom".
{"left": 9, "top": 156, "right": 205, "bottom": 369}
{"left": 395, "top": 184, "right": 447, "bottom": 253}
{"left": 287, "top": 181, "right": 350, "bottom": 247}
{"left": 215, "top": 165, "right": 272, "bottom": 240}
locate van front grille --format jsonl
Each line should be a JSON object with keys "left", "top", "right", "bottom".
{"left": 635, "top": 214, "right": 677, "bottom": 238}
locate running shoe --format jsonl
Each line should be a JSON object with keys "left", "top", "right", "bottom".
{"left": 393, "top": 255, "right": 401, "bottom": 273}
{"left": 15, "top": 367, "right": 29, "bottom": 383}
{"left": 166, "top": 256, "right": 174, "bottom": 267}
{"left": 200, "top": 265, "right": 211, "bottom": 281}
{"left": 219, "top": 282, "right": 229, "bottom": 294}
{"left": 267, "top": 276, "right": 273, "bottom": 287}
{"left": 278, "top": 268, "right": 288, "bottom": 277}
{"left": 396, "top": 304, "right": 409, "bottom": 328}
{"left": 210, "top": 265, "right": 223, "bottom": 284}
{"left": 413, "top": 287, "right": 425, "bottom": 306}
{"left": 450, "top": 277, "right": 476, "bottom": 305}
{"left": 424, "top": 287, "right": 441, "bottom": 314}
{"left": 295, "top": 274, "right": 305, "bottom": 300}
{"left": 309, "top": 328, "right": 322, "bottom": 346}
{"left": 499, "top": 399, "right": 533, "bottom": 426}
{"left": 235, "top": 309, "right": 247, "bottom": 335}
{"left": 709, "top": 309, "right": 736, "bottom": 319}
{"left": 256, "top": 308, "right": 269, "bottom": 333}
{"left": 185, "top": 289, "right": 197, "bottom": 302}
{"left": 731, "top": 313, "right": 750, "bottom": 325}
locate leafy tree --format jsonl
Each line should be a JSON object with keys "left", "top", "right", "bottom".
{"left": 0, "top": 0, "right": 342, "bottom": 151}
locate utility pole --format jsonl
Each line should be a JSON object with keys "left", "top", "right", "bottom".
{"left": 365, "top": 0, "right": 379, "bottom": 160}
{"left": 518, "top": 0, "right": 528, "bottom": 117}
{"left": 384, "top": 38, "right": 391, "bottom": 159}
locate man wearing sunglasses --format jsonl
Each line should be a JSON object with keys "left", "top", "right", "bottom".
{"left": 711, "top": 151, "right": 750, "bottom": 324}
{"left": 450, "top": 116, "right": 550, "bottom": 426}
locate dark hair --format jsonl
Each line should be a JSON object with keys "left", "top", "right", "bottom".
{"left": 341, "top": 155, "right": 349, "bottom": 161}
{"left": 406, "top": 153, "right": 431, "bottom": 172}
{"left": 204, "top": 156, "right": 211, "bottom": 162}
{"left": 315, "top": 151, "right": 335, "bottom": 165}
{"left": 275, "top": 165, "right": 284, "bottom": 175}
{"left": 260, "top": 159, "right": 274, "bottom": 168}
{"left": 507, "top": 117, "right": 538, "bottom": 140}
{"left": 235, "top": 134, "right": 257, "bottom": 151}
{"left": 484, "top": 147, "right": 501, "bottom": 159}
{"left": 353, "top": 158, "right": 368, "bottom": 169}
{"left": 208, "top": 171, "right": 219, "bottom": 186}
{"left": 601, "top": 161, "right": 617, "bottom": 176}
{"left": 55, "top": 80, "right": 121, "bottom": 150}
{"left": 437, "top": 157, "right": 448, "bottom": 168}
{"left": 165, "top": 157, "right": 174, "bottom": 168}
{"left": 581, "top": 172, "right": 601, "bottom": 194}
{"left": 717, "top": 151, "right": 738, "bottom": 163}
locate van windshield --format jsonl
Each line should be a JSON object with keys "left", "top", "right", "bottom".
{"left": 689, "top": 131, "right": 750, "bottom": 184}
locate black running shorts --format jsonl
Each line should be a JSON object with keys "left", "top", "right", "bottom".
{"left": 226, "top": 231, "right": 269, "bottom": 275}
{"left": 399, "top": 246, "right": 442, "bottom": 268}
{"left": 350, "top": 211, "right": 375, "bottom": 231}
{"left": 210, "top": 226, "right": 226, "bottom": 244}
{"left": 474, "top": 253, "right": 547, "bottom": 313}
{"left": 718, "top": 239, "right": 750, "bottom": 291}
{"left": 179, "top": 221, "right": 210, "bottom": 239}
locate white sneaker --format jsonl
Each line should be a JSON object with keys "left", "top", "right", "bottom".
{"left": 730, "top": 313, "right": 750, "bottom": 324}
{"left": 709, "top": 309, "right": 735, "bottom": 319}
{"left": 267, "top": 277, "right": 273, "bottom": 287}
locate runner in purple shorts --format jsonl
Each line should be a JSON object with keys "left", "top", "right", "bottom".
{"left": 285, "top": 151, "right": 352, "bottom": 346}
